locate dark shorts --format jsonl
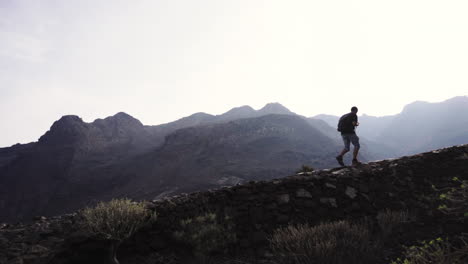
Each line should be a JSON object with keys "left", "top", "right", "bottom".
{"left": 341, "top": 133, "right": 360, "bottom": 151}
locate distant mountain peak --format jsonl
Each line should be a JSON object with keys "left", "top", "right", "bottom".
{"left": 401, "top": 100, "right": 430, "bottom": 113}
{"left": 55, "top": 115, "right": 83, "bottom": 124}
{"left": 168, "top": 112, "right": 215, "bottom": 127}
{"left": 113, "top": 112, "right": 135, "bottom": 119}
{"left": 443, "top": 95, "right": 468, "bottom": 103}
{"left": 39, "top": 115, "right": 87, "bottom": 145}
{"left": 402, "top": 96, "right": 468, "bottom": 114}
{"left": 219, "top": 105, "right": 256, "bottom": 120}
{"left": 181, "top": 112, "right": 215, "bottom": 122}
{"left": 227, "top": 105, "right": 255, "bottom": 113}
{"left": 189, "top": 112, "right": 213, "bottom": 118}
{"left": 258, "top": 102, "right": 294, "bottom": 115}
{"left": 93, "top": 112, "right": 143, "bottom": 128}
{"left": 46, "top": 115, "right": 86, "bottom": 132}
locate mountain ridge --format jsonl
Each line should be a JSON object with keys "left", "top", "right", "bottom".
{"left": 0, "top": 97, "right": 467, "bottom": 222}
{"left": 0, "top": 112, "right": 346, "bottom": 222}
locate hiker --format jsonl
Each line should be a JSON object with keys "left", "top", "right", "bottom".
{"left": 336, "top": 106, "right": 361, "bottom": 166}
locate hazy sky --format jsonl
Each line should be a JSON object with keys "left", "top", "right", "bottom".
{"left": 1, "top": 0, "right": 467, "bottom": 147}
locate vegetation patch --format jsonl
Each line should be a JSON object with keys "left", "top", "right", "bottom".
{"left": 173, "top": 212, "right": 237, "bottom": 260}
{"left": 81, "top": 198, "right": 156, "bottom": 264}
{"left": 391, "top": 237, "right": 468, "bottom": 264}
{"left": 295, "top": 165, "right": 314, "bottom": 174}
{"left": 376, "top": 209, "right": 410, "bottom": 239}
{"left": 269, "top": 220, "right": 376, "bottom": 264}
{"left": 438, "top": 178, "right": 468, "bottom": 219}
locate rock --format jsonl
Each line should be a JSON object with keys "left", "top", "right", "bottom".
{"left": 296, "top": 188, "right": 312, "bottom": 198}
{"left": 351, "top": 202, "right": 360, "bottom": 210}
{"left": 332, "top": 169, "right": 347, "bottom": 175}
{"left": 360, "top": 193, "right": 370, "bottom": 201}
{"left": 276, "top": 214, "right": 289, "bottom": 223}
{"left": 277, "top": 194, "right": 290, "bottom": 204}
{"left": 325, "top": 183, "right": 337, "bottom": 189}
{"left": 29, "top": 244, "right": 49, "bottom": 254}
{"left": 8, "top": 258, "right": 23, "bottom": 264}
{"left": 304, "top": 200, "right": 317, "bottom": 208}
{"left": 359, "top": 183, "right": 369, "bottom": 193}
{"left": 345, "top": 186, "right": 357, "bottom": 199}
{"left": 33, "top": 216, "right": 47, "bottom": 221}
{"left": 252, "top": 231, "right": 268, "bottom": 243}
{"left": 240, "top": 239, "right": 250, "bottom": 248}
{"left": 456, "top": 153, "right": 468, "bottom": 160}
{"left": 320, "top": 198, "right": 337, "bottom": 208}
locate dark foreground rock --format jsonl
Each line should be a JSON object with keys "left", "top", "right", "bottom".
{"left": 1, "top": 144, "right": 467, "bottom": 264}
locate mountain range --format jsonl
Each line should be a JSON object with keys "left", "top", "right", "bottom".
{"left": 0, "top": 97, "right": 467, "bottom": 222}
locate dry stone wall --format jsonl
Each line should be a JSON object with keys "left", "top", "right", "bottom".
{"left": 137, "top": 144, "right": 468, "bottom": 254}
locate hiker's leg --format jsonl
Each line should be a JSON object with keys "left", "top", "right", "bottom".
{"left": 353, "top": 147, "right": 360, "bottom": 160}
{"left": 339, "top": 135, "right": 351, "bottom": 157}
{"left": 351, "top": 135, "right": 360, "bottom": 160}
{"left": 339, "top": 148, "right": 349, "bottom": 156}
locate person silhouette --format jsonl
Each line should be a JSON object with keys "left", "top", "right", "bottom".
{"left": 336, "top": 106, "right": 361, "bottom": 166}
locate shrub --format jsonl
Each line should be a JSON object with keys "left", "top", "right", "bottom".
{"left": 81, "top": 198, "right": 156, "bottom": 264}
{"left": 296, "top": 165, "right": 314, "bottom": 174}
{"left": 269, "top": 220, "right": 375, "bottom": 264}
{"left": 173, "top": 212, "right": 237, "bottom": 259}
{"left": 391, "top": 237, "right": 468, "bottom": 264}
{"left": 376, "top": 209, "right": 410, "bottom": 239}
{"left": 438, "top": 180, "right": 468, "bottom": 219}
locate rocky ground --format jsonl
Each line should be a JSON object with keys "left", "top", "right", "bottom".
{"left": 1, "top": 144, "right": 467, "bottom": 264}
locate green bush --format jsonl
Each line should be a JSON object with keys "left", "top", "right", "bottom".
{"left": 438, "top": 180, "right": 468, "bottom": 219}
{"left": 173, "top": 212, "right": 237, "bottom": 259}
{"left": 391, "top": 237, "right": 468, "bottom": 264}
{"left": 269, "top": 220, "right": 375, "bottom": 264}
{"left": 81, "top": 198, "right": 156, "bottom": 264}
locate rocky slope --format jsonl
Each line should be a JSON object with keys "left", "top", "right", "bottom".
{"left": 1, "top": 144, "right": 467, "bottom": 264}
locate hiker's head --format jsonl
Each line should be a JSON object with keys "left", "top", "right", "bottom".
{"left": 351, "top": 106, "right": 358, "bottom": 113}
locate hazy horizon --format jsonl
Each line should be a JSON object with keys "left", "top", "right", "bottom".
{"left": 1, "top": 0, "right": 468, "bottom": 147}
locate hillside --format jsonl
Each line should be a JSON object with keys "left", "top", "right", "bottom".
{"left": 1, "top": 144, "right": 467, "bottom": 264}
{"left": 0, "top": 106, "right": 354, "bottom": 223}
{"left": 1, "top": 98, "right": 466, "bottom": 223}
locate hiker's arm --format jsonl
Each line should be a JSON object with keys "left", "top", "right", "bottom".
{"left": 352, "top": 116, "right": 359, "bottom": 126}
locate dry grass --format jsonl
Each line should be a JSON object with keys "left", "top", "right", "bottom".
{"left": 376, "top": 209, "right": 410, "bottom": 238}
{"left": 269, "top": 220, "right": 375, "bottom": 264}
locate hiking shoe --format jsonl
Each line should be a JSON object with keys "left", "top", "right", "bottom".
{"left": 352, "top": 159, "right": 362, "bottom": 166}
{"left": 336, "top": 156, "right": 345, "bottom": 166}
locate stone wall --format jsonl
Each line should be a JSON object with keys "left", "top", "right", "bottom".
{"left": 136, "top": 144, "right": 468, "bottom": 254}
{"left": 1, "top": 144, "right": 467, "bottom": 264}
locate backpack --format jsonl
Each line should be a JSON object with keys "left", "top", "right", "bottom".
{"left": 337, "top": 113, "right": 351, "bottom": 132}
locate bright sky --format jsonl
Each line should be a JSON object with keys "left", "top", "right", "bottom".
{"left": 1, "top": 0, "right": 467, "bottom": 147}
